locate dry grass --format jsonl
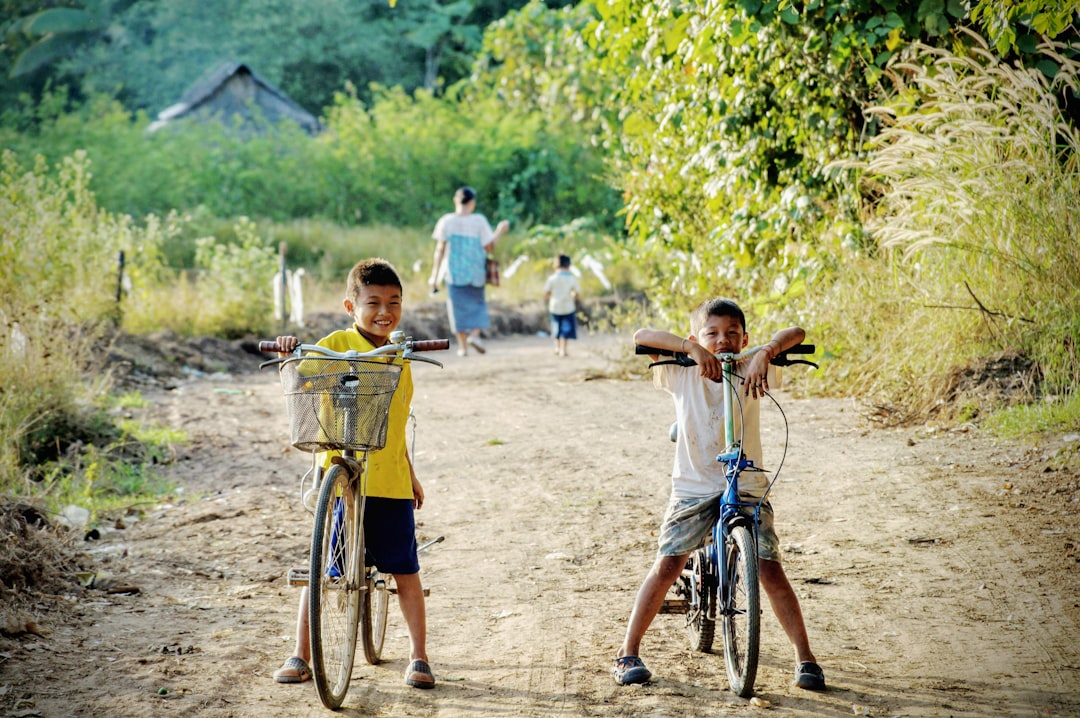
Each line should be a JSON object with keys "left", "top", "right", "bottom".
{"left": 810, "top": 33, "right": 1080, "bottom": 425}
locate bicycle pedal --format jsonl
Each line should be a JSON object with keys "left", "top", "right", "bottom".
{"left": 659, "top": 599, "right": 689, "bottom": 614}
{"left": 287, "top": 567, "right": 310, "bottom": 587}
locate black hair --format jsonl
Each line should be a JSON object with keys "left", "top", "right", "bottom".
{"left": 457, "top": 186, "right": 477, "bottom": 203}
{"left": 691, "top": 298, "right": 746, "bottom": 333}
{"left": 346, "top": 258, "right": 402, "bottom": 298}
{"left": 557, "top": 254, "right": 571, "bottom": 268}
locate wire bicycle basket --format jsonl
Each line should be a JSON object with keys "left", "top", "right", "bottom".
{"left": 276, "top": 356, "right": 402, "bottom": 452}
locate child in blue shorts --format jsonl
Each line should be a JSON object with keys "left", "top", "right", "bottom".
{"left": 272, "top": 258, "right": 436, "bottom": 690}
{"left": 543, "top": 254, "right": 581, "bottom": 357}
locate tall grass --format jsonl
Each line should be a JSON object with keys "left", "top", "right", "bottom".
{"left": 0, "top": 150, "right": 182, "bottom": 515}
{"left": 810, "top": 34, "right": 1080, "bottom": 424}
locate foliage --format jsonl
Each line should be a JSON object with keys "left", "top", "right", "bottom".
{"left": 970, "top": 0, "right": 1079, "bottom": 56}
{"left": 3, "top": 0, "right": 545, "bottom": 117}
{"left": 7, "top": 0, "right": 138, "bottom": 78}
{"left": 0, "top": 150, "right": 178, "bottom": 510}
{"left": 471, "top": 0, "right": 614, "bottom": 136}
{"left": 0, "top": 81, "right": 620, "bottom": 233}
{"left": 806, "top": 35, "right": 1080, "bottom": 420}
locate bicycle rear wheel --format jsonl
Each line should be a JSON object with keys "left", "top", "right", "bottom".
{"left": 361, "top": 567, "right": 392, "bottom": 663}
{"left": 309, "top": 464, "right": 362, "bottom": 709}
{"left": 684, "top": 548, "right": 716, "bottom": 652}
{"left": 721, "top": 524, "right": 760, "bottom": 697}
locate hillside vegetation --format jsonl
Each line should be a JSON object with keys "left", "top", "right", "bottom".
{"left": 1, "top": 0, "right": 1078, "bottom": 518}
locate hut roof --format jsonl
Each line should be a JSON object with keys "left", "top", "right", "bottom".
{"left": 149, "top": 61, "right": 320, "bottom": 134}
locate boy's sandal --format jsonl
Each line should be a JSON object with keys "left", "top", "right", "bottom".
{"left": 794, "top": 661, "right": 826, "bottom": 691}
{"left": 273, "top": 656, "right": 312, "bottom": 684}
{"left": 404, "top": 659, "right": 436, "bottom": 689}
{"left": 612, "top": 655, "right": 652, "bottom": 685}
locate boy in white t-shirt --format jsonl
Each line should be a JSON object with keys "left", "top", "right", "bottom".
{"left": 542, "top": 254, "right": 581, "bottom": 357}
{"left": 612, "top": 298, "right": 826, "bottom": 692}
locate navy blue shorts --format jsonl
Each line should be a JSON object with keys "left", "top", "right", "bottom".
{"left": 363, "top": 496, "right": 420, "bottom": 575}
{"left": 550, "top": 312, "right": 577, "bottom": 340}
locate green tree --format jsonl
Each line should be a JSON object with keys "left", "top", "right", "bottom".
{"left": 7, "top": 0, "right": 137, "bottom": 77}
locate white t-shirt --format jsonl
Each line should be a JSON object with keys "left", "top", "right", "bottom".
{"left": 544, "top": 269, "right": 580, "bottom": 315}
{"left": 653, "top": 360, "right": 780, "bottom": 500}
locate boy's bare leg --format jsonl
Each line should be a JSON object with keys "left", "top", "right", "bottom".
{"left": 395, "top": 572, "right": 434, "bottom": 686}
{"left": 618, "top": 554, "right": 687, "bottom": 658}
{"left": 454, "top": 331, "right": 468, "bottom": 355}
{"left": 273, "top": 588, "right": 311, "bottom": 682}
{"left": 759, "top": 559, "right": 815, "bottom": 663}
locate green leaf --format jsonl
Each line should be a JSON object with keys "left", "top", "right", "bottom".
{"left": 10, "top": 32, "right": 86, "bottom": 76}
{"left": 24, "top": 8, "right": 102, "bottom": 35}
{"left": 916, "top": 0, "right": 944, "bottom": 22}
{"left": 945, "top": 0, "right": 965, "bottom": 18}
{"left": 1016, "top": 33, "right": 1038, "bottom": 54}
{"left": 1036, "top": 59, "right": 1059, "bottom": 79}
{"left": 623, "top": 111, "right": 654, "bottom": 137}
{"left": 780, "top": 6, "right": 799, "bottom": 24}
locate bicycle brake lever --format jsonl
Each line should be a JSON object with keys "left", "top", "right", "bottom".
{"left": 403, "top": 352, "right": 445, "bottom": 369}
{"left": 770, "top": 358, "right": 819, "bottom": 369}
{"left": 648, "top": 352, "right": 697, "bottom": 369}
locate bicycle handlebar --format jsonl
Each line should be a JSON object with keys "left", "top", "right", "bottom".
{"left": 635, "top": 343, "right": 817, "bottom": 368}
{"left": 258, "top": 336, "right": 450, "bottom": 369}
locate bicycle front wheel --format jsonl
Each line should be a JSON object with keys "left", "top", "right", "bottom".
{"left": 361, "top": 568, "right": 392, "bottom": 663}
{"left": 309, "top": 464, "right": 362, "bottom": 709}
{"left": 685, "top": 548, "right": 716, "bottom": 652}
{"left": 721, "top": 524, "right": 760, "bottom": 697}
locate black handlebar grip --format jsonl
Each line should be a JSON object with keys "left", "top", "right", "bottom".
{"left": 784, "top": 344, "right": 815, "bottom": 355}
{"left": 258, "top": 340, "right": 283, "bottom": 353}
{"left": 635, "top": 345, "right": 675, "bottom": 356}
{"left": 412, "top": 339, "right": 451, "bottom": 352}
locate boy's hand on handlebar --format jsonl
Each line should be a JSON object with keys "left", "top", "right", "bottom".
{"left": 686, "top": 341, "right": 722, "bottom": 380}
{"left": 275, "top": 336, "right": 299, "bottom": 356}
{"left": 744, "top": 351, "right": 771, "bottom": 399}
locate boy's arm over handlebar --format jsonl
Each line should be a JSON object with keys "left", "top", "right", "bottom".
{"left": 632, "top": 328, "right": 723, "bottom": 380}
{"left": 744, "top": 326, "right": 804, "bottom": 399}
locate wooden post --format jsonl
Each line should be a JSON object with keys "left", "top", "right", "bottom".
{"left": 114, "top": 250, "right": 125, "bottom": 326}
{"left": 278, "top": 242, "right": 288, "bottom": 332}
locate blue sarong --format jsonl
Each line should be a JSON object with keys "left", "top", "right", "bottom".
{"left": 447, "top": 284, "right": 490, "bottom": 333}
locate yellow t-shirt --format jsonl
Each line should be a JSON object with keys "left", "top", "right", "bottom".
{"left": 316, "top": 326, "right": 414, "bottom": 500}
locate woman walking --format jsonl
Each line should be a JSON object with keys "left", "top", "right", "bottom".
{"left": 428, "top": 186, "right": 509, "bottom": 356}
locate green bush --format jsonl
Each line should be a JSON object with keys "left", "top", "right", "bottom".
{"left": 0, "top": 150, "right": 178, "bottom": 511}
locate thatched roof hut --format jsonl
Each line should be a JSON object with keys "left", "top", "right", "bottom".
{"left": 148, "top": 62, "right": 320, "bottom": 134}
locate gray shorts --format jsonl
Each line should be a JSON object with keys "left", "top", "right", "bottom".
{"left": 657, "top": 495, "right": 781, "bottom": 562}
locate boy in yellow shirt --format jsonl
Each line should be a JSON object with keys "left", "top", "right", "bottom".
{"left": 272, "top": 258, "right": 435, "bottom": 689}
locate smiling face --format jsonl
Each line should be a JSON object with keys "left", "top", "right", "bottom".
{"left": 344, "top": 283, "right": 402, "bottom": 344}
{"left": 691, "top": 313, "right": 748, "bottom": 355}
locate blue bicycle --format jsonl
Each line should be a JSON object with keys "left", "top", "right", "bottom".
{"left": 640, "top": 341, "right": 816, "bottom": 697}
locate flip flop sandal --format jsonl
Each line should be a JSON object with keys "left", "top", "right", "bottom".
{"left": 273, "top": 656, "right": 312, "bottom": 684}
{"left": 404, "top": 659, "right": 436, "bottom": 689}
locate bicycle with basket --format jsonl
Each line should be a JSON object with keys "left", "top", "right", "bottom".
{"left": 638, "top": 340, "right": 817, "bottom": 697}
{"left": 260, "top": 330, "right": 447, "bottom": 710}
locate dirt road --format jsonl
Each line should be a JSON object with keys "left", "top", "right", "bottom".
{"left": 5, "top": 332, "right": 1079, "bottom": 717}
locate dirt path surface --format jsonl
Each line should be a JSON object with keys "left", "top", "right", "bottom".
{"left": 4, "top": 332, "right": 1079, "bottom": 717}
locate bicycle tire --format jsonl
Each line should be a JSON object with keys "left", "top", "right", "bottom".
{"left": 721, "top": 524, "right": 760, "bottom": 697}
{"left": 361, "top": 568, "right": 391, "bottom": 663}
{"left": 309, "top": 464, "right": 362, "bottom": 709}
{"left": 684, "top": 548, "right": 716, "bottom": 652}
